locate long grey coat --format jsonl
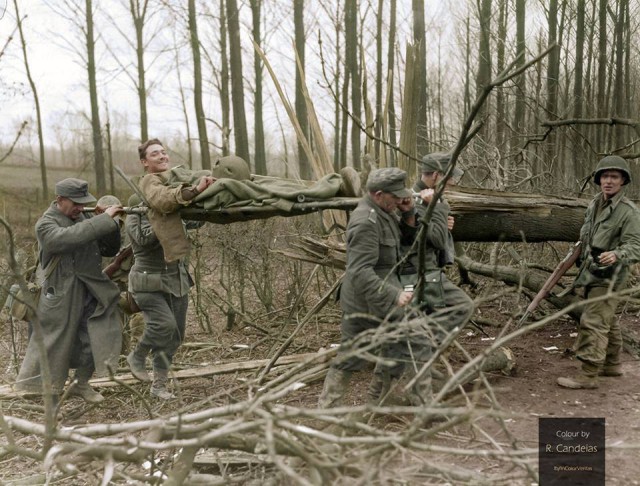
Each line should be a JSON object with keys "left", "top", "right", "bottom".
{"left": 15, "top": 203, "right": 122, "bottom": 394}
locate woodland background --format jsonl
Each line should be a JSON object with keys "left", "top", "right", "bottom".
{"left": 1, "top": 0, "right": 639, "bottom": 199}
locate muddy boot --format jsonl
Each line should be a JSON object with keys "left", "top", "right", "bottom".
{"left": 557, "top": 362, "right": 599, "bottom": 389}
{"left": 600, "top": 364, "right": 623, "bottom": 377}
{"left": 69, "top": 369, "right": 104, "bottom": 404}
{"left": 366, "top": 372, "right": 391, "bottom": 405}
{"left": 318, "top": 368, "right": 352, "bottom": 408}
{"left": 151, "top": 369, "right": 175, "bottom": 400}
{"left": 338, "top": 167, "right": 362, "bottom": 197}
{"left": 127, "top": 345, "right": 151, "bottom": 383}
{"left": 407, "top": 373, "right": 433, "bottom": 407}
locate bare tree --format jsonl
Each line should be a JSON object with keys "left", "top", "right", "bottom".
{"left": 294, "top": 0, "right": 310, "bottom": 179}
{"left": 345, "top": 0, "right": 360, "bottom": 169}
{"left": 13, "top": 0, "right": 48, "bottom": 200}
{"left": 85, "top": 0, "right": 106, "bottom": 194}
{"left": 188, "top": 0, "right": 211, "bottom": 169}
{"left": 250, "top": 0, "right": 267, "bottom": 175}
{"left": 129, "top": 0, "right": 150, "bottom": 142}
{"left": 226, "top": 0, "right": 250, "bottom": 165}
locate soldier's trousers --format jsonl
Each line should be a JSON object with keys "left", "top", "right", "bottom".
{"left": 133, "top": 291, "right": 188, "bottom": 371}
{"left": 575, "top": 285, "right": 623, "bottom": 367}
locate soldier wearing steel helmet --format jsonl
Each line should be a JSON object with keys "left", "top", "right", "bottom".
{"left": 557, "top": 155, "right": 640, "bottom": 389}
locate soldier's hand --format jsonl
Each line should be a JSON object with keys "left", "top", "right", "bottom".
{"left": 196, "top": 175, "right": 216, "bottom": 193}
{"left": 105, "top": 205, "right": 124, "bottom": 219}
{"left": 420, "top": 188, "right": 435, "bottom": 204}
{"left": 397, "top": 290, "right": 413, "bottom": 307}
{"left": 396, "top": 197, "right": 414, "bottom": 213}
{"left": 447, "top": 215, "right": 455, "bottom": 231}
{"left": 598, "top": 251, "right": 618, "bottom": 266}
{"left": 94, "top": 205, "right": 106, "bottom": 215}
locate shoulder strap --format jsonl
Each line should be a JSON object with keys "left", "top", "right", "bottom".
{"left": 42, "top": 255, "right": 61, "bottom": 281}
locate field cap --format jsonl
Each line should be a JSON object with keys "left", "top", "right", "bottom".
{"left": 55, "top": 178, "right": 96, "bottom": 204}
{"left": 366, "top": 168, "right": 412, "bottom": 198}
{"left": 420, "top": 152, "right": 464, "bottom": 179}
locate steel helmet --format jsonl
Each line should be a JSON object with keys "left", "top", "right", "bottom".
{"left": 211, "top": 155, "right": 251, "bottom": 181}
{"left": 97, "top": 195, "right": 122, "bottom": 207}
{"left": 593, "top": 155, "right": 631, "bottom": 186}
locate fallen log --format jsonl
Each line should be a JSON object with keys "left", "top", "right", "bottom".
{"left": 0, "top": 350, "right": 336, "bottom": 398}
{"left": 181, "top": 187, "right": 589, "bottom": 242}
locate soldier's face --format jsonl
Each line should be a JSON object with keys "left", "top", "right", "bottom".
{"left": 374, "top": 191, "right": 403, "bottom": 213}
{"left": 141, "top": 144, "right": 170, "bottom": 174}
{"left": 56, "top": 196, "right": 85, "bottom": 220}
{"left": 600, "top": 170, "right": 624, "bottom": 200}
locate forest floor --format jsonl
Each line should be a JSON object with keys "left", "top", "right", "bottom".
{"left": 1, "top": 287, "right": 639, "bottom": 484}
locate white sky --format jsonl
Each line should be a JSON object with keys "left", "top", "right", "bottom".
{"left": 0, "top": 1, "right": 546, "bottom": 157}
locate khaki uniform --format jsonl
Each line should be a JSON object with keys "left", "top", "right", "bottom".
{"left": 573, "top": 190, "right": 640, "bottom": 369}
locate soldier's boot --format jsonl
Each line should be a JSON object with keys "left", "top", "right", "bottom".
{"left": 366, "top": 371, "right": 392, "bottom": 405}
{"left": 600, "top": 364, "right": 623, "bottom": 377}
{"left": 127, "top": 344, "right": 151, "bottom": 383}
{"left": 68, "top": 368, "right": 104, "bottom": 404}
{"left": 557, "top": 361, "right": 599, "bottom": 389}
{"left": 318, "top": 368, "right": 352, "bottom": 408}
{"left": 151, "top": 369, "right": 175, "bottom": 400}
{"left": 406, "top": 373, "right": 433, "bottom": 407}
{"left": 338, "top": 167, "right": 362, "bottom": 197}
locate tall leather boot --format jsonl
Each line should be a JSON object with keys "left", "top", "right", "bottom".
{"left": 557, "top": 361, "right": 599, "bottom": 389}
{"left": 69, "top": 368, "right": 104, "bottom": 404}
{"left": 127, "top": 344, "right": 151, "bottom": 383}
{"left": 318, "top": 368, "right": 352, "bottom": 408}
{"left": 366, "top": 371, "right": 391, "bottom": 405}
{"left": 151, "top": 368, "right": 175, "bottom": 400}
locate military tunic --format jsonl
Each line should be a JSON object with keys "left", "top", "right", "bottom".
{"left": 16, "top": 204, "right": 122, "bottom": 394}
{"left": 332, "top": 195, "right": 415, "bottom": 372}
{"left": 573, "top": 190, "right": 640, "bottom": 367}
{"left": 126, "top": 203, "right": 202, "bottom": 371}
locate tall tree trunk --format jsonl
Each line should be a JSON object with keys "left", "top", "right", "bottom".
{"left": 512, "top": 0, "right": 526, "bottom": 136}
{"left": 412, "top": 0, "right": 428, "bottom": 155}
{"left": 332, "top": 2, "right": 342, "bottom": 171}
{"left": 251, "top": 0, "right": 266, "bottom": 175}
{"left": 105, "top": 119, "right": 115, "bottom": 194}
{"left": 220, "top": 0, "right": 231, "bottom": 156}
{"left": 175, "top": 40, "right": 193, "bottom": 169}
{"left": 294, "top": 0, "right": 310, "bottom": 179}
{"left": 572, "top": 0, "right": 585, "bottom": 180}
{"left": 226, "top": 0, "right": 251, "bottom": 165}
{"left": 475, "top": 0, "right": 492, "bottom": 131}
{"left": 345, "top": 0, "right": 361, "bottom": 169}
{"left": 13, "top": 0, "right": 48, "bottom": 200}
{"left": 596, "top": 0, "right": 607, "bottom": 150}
{"left": 386, "top": 0, "right": 397, "bottom": 167}
{"left": 612, "top": 0, "right": 628, "bottom": 149}
{"left": 188, "top": 0, "right": 211, "bottom": 169}
{"left": 374, "top": 0, "right": 384, "bottom": 162}
{"left": 85, "top": 0, "right": 106, "bottom": 194}
{"left": 129, "top": 0, "right": 149, "bottom": 143}
{"left": 495, "top": 0, "right": 507, "bottom": 164}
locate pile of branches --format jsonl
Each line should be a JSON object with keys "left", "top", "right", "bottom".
{"left": 0, "top": 309, "right": 544, "bottom": 485}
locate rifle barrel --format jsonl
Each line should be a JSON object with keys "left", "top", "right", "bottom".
{"left": 84, "top": 206, "right": 148, "bottom": 214}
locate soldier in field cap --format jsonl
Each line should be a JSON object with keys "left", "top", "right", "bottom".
{"left": 15, "top": 178, "right": 124, "bottom": 404}
{"left": 318, "top": 167, "right": 422, "bottom": 408}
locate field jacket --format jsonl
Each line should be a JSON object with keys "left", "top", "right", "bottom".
{"left": 575, "top": 190, "right": 640, "bottom": 288}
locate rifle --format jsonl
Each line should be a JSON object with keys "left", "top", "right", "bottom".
{"left": 104, "top": 245, "right": 133, "bottom": 279}
{"left": 517, "top": 241, "right": 582, "bottom": 327}
{"left": 84, "top": 206, "right": 148, "bottom": 214}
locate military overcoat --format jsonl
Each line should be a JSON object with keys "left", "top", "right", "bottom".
{"left": 15, "top": 204, "right": 122, "bottom": 394}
